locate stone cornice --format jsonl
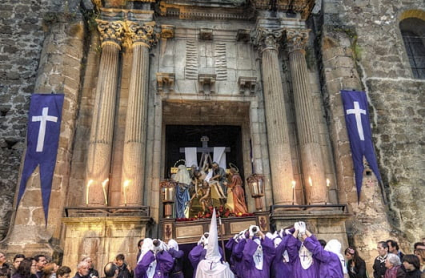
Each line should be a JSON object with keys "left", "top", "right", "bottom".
{"left": 286, "top": 29, "right": 309, "bottom": 53}
{"left": 126, "top": 21, "right": 158, "bottom": 48}
{"left": 96, "top": 20, "right": 126, "bottom": 49}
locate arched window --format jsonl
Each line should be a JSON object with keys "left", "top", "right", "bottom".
{"left": 400, "top": 17, "right": 425, "bottom": 79}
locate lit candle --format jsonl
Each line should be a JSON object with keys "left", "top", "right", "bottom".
{"left": 292, "top": 180, "right": 296, "bottom": 205}
{"left": 308, "top": 176, "right": 313, "bottom": 187}
{"left": 86, "top": 179, "right": 93, "bottom": 205}
{"left": 326, "top": 178, "right": 330, "bottom": 187}
{"left": 102, "top": 178, "right": 109, "bottom": 205}
{"left": 123, "top": 180, "right": 130, "bottom": 206}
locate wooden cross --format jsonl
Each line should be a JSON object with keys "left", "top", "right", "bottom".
{"left": 179, "top": 136, "right": 230, "bottom": 167}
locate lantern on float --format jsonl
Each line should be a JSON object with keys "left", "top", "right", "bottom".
{"left": 247, "top": 174, "right": 265, "bottom": 211}
{"left": 160, "top": 180, "right": 176, "bottom": 218}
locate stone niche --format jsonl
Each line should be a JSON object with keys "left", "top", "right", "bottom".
{"left": 61, "top": 207, "right": 152, "bottom": 272}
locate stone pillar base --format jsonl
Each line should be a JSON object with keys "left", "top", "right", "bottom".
{"left": 270, "top": 204, "right": 350, "bottom": 245}
{"left": 62, "top": 207, "right": 152, "bottom": 273}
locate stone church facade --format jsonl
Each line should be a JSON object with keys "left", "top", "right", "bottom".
{"left": 0, "top": 0, "right": 424, "bottom": 274}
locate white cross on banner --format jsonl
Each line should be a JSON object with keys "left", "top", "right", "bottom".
{"left": 32, "top": 107, "right": 58, "bottom": 152}
{"left": 346, "top": 101, "right": 366, "bottom": 141}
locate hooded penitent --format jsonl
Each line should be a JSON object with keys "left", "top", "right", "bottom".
{"left": 195, "top": 209, "right": 235, "bottom": 278}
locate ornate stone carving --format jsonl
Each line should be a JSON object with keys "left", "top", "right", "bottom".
{"left": 238, "top": 76, "right": 257, "bottom": 95}
{"left": 199, "top": 28, "right": 213, "bottom": 40}
{"left": 126, "top": 21, "right": 158, "bottom": 48}
{"left": 252, "top": 28, "right": 284, "bottom": 52}
{"left": 156, "top": 73, "right": 175, "bottom": 93}
{"left": 96, "top": 20, "right": 125, "bottom": 48}
{"left": 198, "top": 74, "right": 216, "bottom": 94}
{"left": 286, "top": 29, "right": 310, "bottom": 53}
{"left": 161, "top": 25, "right": 175, "bottom": 39}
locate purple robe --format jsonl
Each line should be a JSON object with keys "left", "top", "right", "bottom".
{"left": 272, "top": 235, "right": 292, "bottom": 278}
{"left": 303, "top": 237, "right": 344, "bottom": 278}
{"left": 225, "top": 238, "right": 237, "bottom": 275}
{"left": 168, "top": 248, "right": 184, "bottom": 278}
{"left": 188, "top": 245, "right": 224, "bottom": 277}
{"left": 135, "top": 250, "right": 174, "bottom": 278}
{"left": 287, "top": 235, "right": 320, "bottom": 278}
{"left": 241, "top": 237, "right": 275, "bottom": 278}
{"left": 231, "top": 237, "right": 247, "bottom": 277}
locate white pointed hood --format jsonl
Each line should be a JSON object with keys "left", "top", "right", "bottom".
{"left": 205, "top": 208, "right": 221, "bottom": 262}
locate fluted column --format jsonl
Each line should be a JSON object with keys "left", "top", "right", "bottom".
{"left": 286, "top": 29, "right": 327, "bottom": 204}
{"left": 85, "top": 20, "right": 124, "bottom": 206}
{"left": 120, "top": 21, "right": 157, "bottom": 206}
{"left": 254, "top": 29, "right": 295, "bottom": 205}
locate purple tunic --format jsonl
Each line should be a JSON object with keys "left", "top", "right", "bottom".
{"left": 231, "top": 237, "right": 247, "bottom": 277}
{"left": 168, "top": 248, "right": 184, "bottom": 278}
{"left": 225, "top": 238, "right": 237, "bottom": 275}
{"left": 241, "top": 237, "right": 276, "bottom": 278}
{"left": 287, "top": 235, "right": 320, "bottom": 278}
{"left": 135, "top": 250, "right": 174, "bottom": 278}
{"left": 188, "top": 245, "right": 224, "bottom": 277}
{"left": 303, "top": 237, "right": 344, "bottom": 278}
{"left": 272, "top": 235, "right": 292, "bottom": 278}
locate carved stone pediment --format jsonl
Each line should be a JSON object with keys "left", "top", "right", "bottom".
{"left": 156, "top": 73, "right": 175, "bottom": 93}
{"left": 251, "top": 0, "right": 316, "bottom": 19}
{"left": 238, "top": 76, "right": 257, "bottom": 95}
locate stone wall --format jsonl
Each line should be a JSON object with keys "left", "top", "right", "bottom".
{"left": 0, "top": 0, "right": 87, "bottom": 251}
{"left": 321, "top": 0, "right": 425, "bottom": 271}
{"left": 0, "top": 0, "right": 57, "bottom": 240}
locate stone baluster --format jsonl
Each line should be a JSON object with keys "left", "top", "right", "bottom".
{"left": 254, "top": 28, "right": 295, "bottom": 205}
{"left": 286, "top": 29, "right": 327, "bottom": 204}
{"left": 85, "top": 20, "right": 124, "bottom": 206}
{"left": 120, "top": 21, "right": 157, "bottom": 206}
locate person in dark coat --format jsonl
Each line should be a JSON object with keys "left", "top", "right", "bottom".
{"left": 374, "top": 241, "right": 389, "bottom": 278}
{"left": 402, "top": 255, "right": 422, "bottom": 278}
{"left": 345, "top": 246, "right": 368, "bottom": 278}
{"left": 12, "top": 258, "right": 37, "bottom": 278}
{"left": 167, "top": 240, "right": 184, "bottom": 278}
{"left": 115, "top": 255, "right": 133, "bottom": 278}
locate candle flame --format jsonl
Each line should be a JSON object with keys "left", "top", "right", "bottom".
{"left": 292, "top": 180, "right": 296, "bottom": 188}
{"left": 102, "top": 178, "right": 109, "bottom": 188}
{"left": 326, "top": 178, "right": 330, "bottom": 187}
{"left": 124, "top": 180, "right": 130, "bottom": 188}
{"left": 87, "top": 179, "right": 93, "bottom": 187}
{"left": 308, "top": 177, "right": 312, "bottom": 186}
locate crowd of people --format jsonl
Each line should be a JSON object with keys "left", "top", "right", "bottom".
{"left": 1, "top": 227, "right": 424, "bottom": 278}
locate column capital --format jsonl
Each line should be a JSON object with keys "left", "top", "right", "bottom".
{"left": 252, "top": 28, "right": 284, "bottom": 52}
{"left": 96, "top": 20, "right": 125, "bottom": 49}
{"left": 286, "top": 29, "right": 310, "bottom": 54}
{"left": 126, "top": 21, "right": 158, "bottom": 49}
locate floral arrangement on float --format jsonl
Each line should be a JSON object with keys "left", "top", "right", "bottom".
{"left": 176, "top": 205, "right": 254, "bottom": 221}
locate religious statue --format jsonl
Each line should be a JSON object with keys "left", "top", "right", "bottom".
{"left": 224, "top": 165, "right": 248, "bottom": 214}
{"left": 210, "top": 162, "right": 227, "bottom": 205}
{"left": 173, "top": 164, "right": 192, "bottom": 218}
{"left": 189, "top": 180, "right": 212, "bottom": 212}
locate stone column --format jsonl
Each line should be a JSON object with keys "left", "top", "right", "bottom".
{"left": 286, "top": 29, "right": 327, "bottom": 204}
{"left": 85, "top": 20, "right": 124, "bottom": 206}
{"left": 254, "top": 29, "right": 295, "bottom": 205}
{"left": 120, "top": 21, "right": 157, "bottom": 206}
